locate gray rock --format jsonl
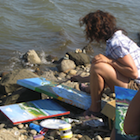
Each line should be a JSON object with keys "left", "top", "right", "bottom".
{"left": 30, "top": 129, "right": 37, "bottom": 135}
{"left": 0, "top": 69, "right": 38, "bottom": 96}
{"left": 66, "top": 52, "right": 90, "bottom": 66}
{"left": 80, "top": 135, "right": 92, "bottom": 140}
{"left": 0, "top": 123, "right": 5, "bottom": 129}
{"left": 58, "top": 59, "right": 76, "bottom": 73}
{"left": 82, "top": 43, "right": 94, "bottom": 54}
{"left": 94, "top": 135, "right": 102, "bottom": 140}
{"left": 22, "top": 50, "right": 41, "bottom": 64}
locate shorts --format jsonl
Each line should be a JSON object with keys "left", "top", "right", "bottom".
{"left": 128, "top": 80, "right": 140, "bottom": 90}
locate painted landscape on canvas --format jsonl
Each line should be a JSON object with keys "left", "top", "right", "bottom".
{"left": 0, "top": 99, "right": 70, "bottom": 124}
{"left": 115, "top": 86, "right": 139, "bottom": 140}
{"left": 17, "top": 77, "right": 91, "bottom": 110}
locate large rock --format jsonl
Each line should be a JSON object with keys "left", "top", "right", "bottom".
{"left": 2, "top": 88, "right": 41, "bottom": 105}
{"left": 22, "top": 50, "right": 42, "bottom": 64}
{"left": 0, "top": 69, "right": 38, "bottom": 96}
{"left": 57, "top": 59, "right": 76, "bottom": 73}
{"left": 66, "top": 52, "right": 90, "bottom": 66}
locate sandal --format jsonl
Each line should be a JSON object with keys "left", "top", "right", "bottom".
{"left": 76, "top": 109, "right": 104, "bottom": 120}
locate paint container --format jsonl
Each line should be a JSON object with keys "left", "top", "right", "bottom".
{"left": 59, "top": 123, "right": 73, "bottom": 140}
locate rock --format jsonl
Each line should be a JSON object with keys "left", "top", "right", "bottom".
{"left": 0, "top": 129, "right": 18, "bottom": 140}
{"left": 66, "top": 52, "right": 90, "bottom": 66}
{"left": 59, "top": 72, "right": 66, "bottom": 78}
{"left": 0, "top": 69, "right": 38, "bottom": 96}
{"left": 57, "top": 59, "right": 76, "bottom": 73}
{"left": 0, "top": 123, "right": 5, "bottom": 129}
{"left": 69, "top": 69, "right": 77, "bottom": 76}
{"left": 75, "top": 49, "right": 82, "bottom": 53}
{"left": 75, "top": 134, "right": 83, "bottom": 139}
{"left": 80, "top": 72, "right": 90, "bottom": 77}
{"left": 22, "top": 50, "right": 41, "bottom": 64}
{"left": 41, "top": 70, "right": 58, "bottom": 82}
{"left": 18, "top": 124, "right": 24, "bottom": 129}
{"left": 46, "top": 55, "right": 58, "bottom": 62}
{"left": 47, "top": 135, "right": 55, "bottom": 140}
{"left": 82, "top": 43, "right": 94, "bottom": 54}
{"left": 109, "top": 93, "right": 115, "bottom": 99}
{"left": 50, "top": 130, "right": 59, "bottom": 137}
{"left": 103, "top": 137, "right": 110, "bottom": 140}
{"left": 0, "top": 71, "right": 10, "bottom": 78}
{"left": 80, "top": 135, "right": 92, "bottom": 140}
{"left": 94, "top": 135, "right": 102, "bottom": 140}
{"left": 30, "top": 129, "right": 37, "bottom": 135}
{"left": 71, "top": 137, "right": 78, "bottom": 140}
{"left": 13, "top": 130, "right": 21, "bottom": 136}
{"left": 3, "top": 88, "right": 41, "bottom": 106}
{"left": 74, "top": 84, "right": 80, "bottom": 91}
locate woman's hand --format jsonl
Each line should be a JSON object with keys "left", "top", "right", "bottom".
{"left": 92, "top": 54, "right": 112, "bottom": 64}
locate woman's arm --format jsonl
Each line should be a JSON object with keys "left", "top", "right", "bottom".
{"left": 108, "top": 54, "right": 138, "bottom": 79}
{"left": 92, "top": 54, "right": 138, "bottom": 79}
{"left": 124, "top": 89, "right": 140, "bottom": 135}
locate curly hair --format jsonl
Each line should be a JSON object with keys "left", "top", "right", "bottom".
{"left": 79, "top": 10, "right": 118, "bottom": 42}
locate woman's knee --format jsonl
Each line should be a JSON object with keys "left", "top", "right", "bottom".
{"left": 90, "top": 62, "right": 114, "bottom": 75}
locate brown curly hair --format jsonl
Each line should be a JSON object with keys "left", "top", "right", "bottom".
{"left": 79, "top": 10, "right": 118, "bottom": 42}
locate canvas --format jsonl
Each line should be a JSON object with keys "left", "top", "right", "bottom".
{"left": 17, "top": 77, "right": 92, "bottom": 110}
{"left": 115, "top": 86, "right": 140, "bottom": 140}
{"left": 0, "top": 99, "right": 70, "bottom": 124}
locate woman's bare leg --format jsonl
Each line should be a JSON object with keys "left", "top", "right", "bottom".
{"left": 88, "top": 62, "right": 129, "bottom": 112}
{"left": 110, "top": 128, "right": 115, "bottom": 140}
{"left": 124, "top": 89, "right": 140, "bottom": 135}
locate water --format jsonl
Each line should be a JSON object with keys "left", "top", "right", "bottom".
{"left": 0, "top": 0, "right": 140, "bottom": 72}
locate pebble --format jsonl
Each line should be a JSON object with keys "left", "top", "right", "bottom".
{"left": 75, "top": 134, "right": 83, "bottom": 139}
{"left": 47, "top": 135, "right": 55, "bottom": 140}
{"left": 18, "top": 123, "right": 24, "bottom": 129}
{"left": 70, "top": 137, "right": 78, "bottom": 140}
{"left": 0, "top": 123, "right": 5, "bottom": 129}
{"left": 30, "top": 129, "right": 37, "bottom": 135}
{"left": 50, "top": 130, "right": 59, "bottom": 137}
{"left": 74, "top": 83, "right": 80, "bottom": 91}
{"left": 94, "top": 135, "right": 102, "bottom": 140}
{"left": 103, "top": 137, "right": 110, "bottom": 140}
{"left": 69, "top": 69, "right": 77, "bottom": 75}
{"left": 59, "top": 72, "right": 66, "bottom": 78}
{"left": 109, "top": 93, "right": 115, "bottom": 99}
{"left": 14, "top": 130, "right": 20, "bottom": 136}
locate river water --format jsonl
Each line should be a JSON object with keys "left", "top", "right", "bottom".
{"left": 0, "top": 0, "right": 140, "bottom": 72}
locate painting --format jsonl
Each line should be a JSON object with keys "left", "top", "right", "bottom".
{"left": 17, "top": 77, "right": 92, "bottom": 110}
{"left": 115, "top": 86, "right": 139, "bottom": 140}
{"left": 0, "top": 99, "right": 70, "bottom": 124}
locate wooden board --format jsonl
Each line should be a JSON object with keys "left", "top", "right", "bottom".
{"left": 115, "top": 86, "right": 139, "bottom": 140}
{"left": 0, "top": 99, "right": 70, "bottom": 124}
{"left": 17, "top": 77, "right": 91, "bottom": 110}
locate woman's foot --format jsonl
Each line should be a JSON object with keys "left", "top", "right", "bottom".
{"left": 76, "top": 108, "right": 103, "bottom": 120}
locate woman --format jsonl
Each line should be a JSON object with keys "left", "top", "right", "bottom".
{"left": 73, "top": 10, "right": 140, "bottom": 118}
